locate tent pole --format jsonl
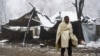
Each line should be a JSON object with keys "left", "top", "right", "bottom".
{"left": 22, "top": 12, "right": 33, "bottom": 46}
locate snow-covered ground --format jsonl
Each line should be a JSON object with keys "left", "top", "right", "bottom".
{"left": 77, "top": 38, "right": 100, "bottom": 48}
{"left": 86, "top": 38, "right": 100, "bottom": 48}
{"left": 0, "top": 38, "right": 100, "bottom": 49}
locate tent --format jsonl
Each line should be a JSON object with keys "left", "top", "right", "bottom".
{"left": 82, "top": 17, "right": 100, "bottom": 43}
{"left": 6, "top": 8, "right": 40, "bottom": 27}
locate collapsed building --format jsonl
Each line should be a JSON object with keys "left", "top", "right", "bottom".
{"left": 1, "top": 7, "right": 40, "bottom": 43}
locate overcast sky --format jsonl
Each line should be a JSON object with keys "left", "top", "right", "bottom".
{"left": 0, "top": 0, "right": 100, "bottom": 24}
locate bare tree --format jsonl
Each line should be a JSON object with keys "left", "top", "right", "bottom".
{"left": 73, "top": 0, "right": 85, "bottom": 43}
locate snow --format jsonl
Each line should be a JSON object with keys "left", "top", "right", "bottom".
{"left": 0, "top": 39, "right": 8, "bottom": 43}
{"left": 82, "top": 17, "right": 97, "bottom": 24}
{"left": 37, "top": 11, "right": 78, "bottom": 27}
{"left": 0, "top": 39, "right": 8, "bottom": 47}
{"left": 77, "top": 39, "right": 100, "bottom": 48}
{"left": 77, "top": 38, "right": 100, "bottom": 48}
{"left": 86, "top": 38, "right": 100, "bottom": 48}
{"left": 77, "top": 45, "right": 86, "bottom": 48}
{"left": 33, "top": 36, "right": 39, "bottom": 39}
{"left": 37, "top": 13, "right": 55, "bottom": 27}
{"left": 50, "top": 11, "right": 78, "bottom": 22}
{"left": 7, "top": 26, "right": 27, "bottom": 31}
{"left": 86, "top": 41, "right": 97, "bottom": 48}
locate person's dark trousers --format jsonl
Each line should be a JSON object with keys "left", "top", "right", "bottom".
{"left": 61, "top": 39, "right": 72, "bottom": 56}
{"left": 61, "top": 48, "right": 65, "bottom": 56}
